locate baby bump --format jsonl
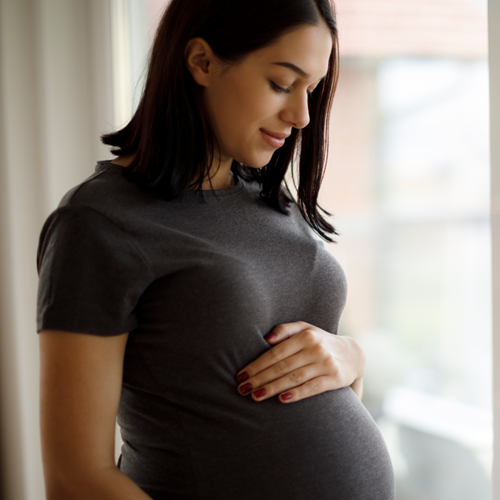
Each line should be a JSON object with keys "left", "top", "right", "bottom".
{"left": 185, "top": 386, "right": 396, "bottom": 500}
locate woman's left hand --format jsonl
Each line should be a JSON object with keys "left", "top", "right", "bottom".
{"left": 235, "top": 321, "right": 366, "bottom": 403}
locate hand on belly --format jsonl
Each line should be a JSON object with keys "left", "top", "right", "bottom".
{"left": 235, "top": 321, "right": 366, "bottom": 403}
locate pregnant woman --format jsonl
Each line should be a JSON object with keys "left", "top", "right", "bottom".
{"left": 37, "top": 0, "right": 395, "bottom": 498}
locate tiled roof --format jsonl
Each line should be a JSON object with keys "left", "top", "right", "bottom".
{"left": 334, "top": 0, "right": 488, "bottom": 58}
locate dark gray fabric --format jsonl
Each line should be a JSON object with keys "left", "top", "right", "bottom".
{"left": 37, "top": 160, "right": 395, "bottom": 500}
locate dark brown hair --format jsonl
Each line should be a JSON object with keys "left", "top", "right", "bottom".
{"left": 102, "top": 0, "right": 339, "bottom": 241}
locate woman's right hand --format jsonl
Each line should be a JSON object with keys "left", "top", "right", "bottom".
{"left": 39, "top": 330, "right": 152, "bottom": 500}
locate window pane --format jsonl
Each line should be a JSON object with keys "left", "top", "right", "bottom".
{"left": 324, "top": 1, "right": 491, "bottom": 499}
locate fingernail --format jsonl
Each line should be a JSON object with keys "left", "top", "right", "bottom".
{"left": 236, "top": 371, "right": 249, "bottom": 383}
{"left": 239, "top": 382, "right": 253, "bottom": 395}
{"left": 264, "top": 332, "right": 277, "bottom": 341}
{"left": 253, "top": 388, "right": 267, "bottom": 399}
{"left": 281, "top": 392, "right": 293, "bottom": 401}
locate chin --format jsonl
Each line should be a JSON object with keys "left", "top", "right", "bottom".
{"left": 237, "top": 153, "right": 275, "bottom": 169}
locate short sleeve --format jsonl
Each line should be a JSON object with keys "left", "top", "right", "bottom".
{"left": 36, "top": 205, "right": 153, "bottom": 336}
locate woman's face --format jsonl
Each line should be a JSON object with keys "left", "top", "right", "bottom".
{"left": 187, "top": 23, "right": 333, "bottom": 169}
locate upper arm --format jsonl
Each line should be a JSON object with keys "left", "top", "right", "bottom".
{"left": 39, "top": 330, "right": 129, "bottom": 493}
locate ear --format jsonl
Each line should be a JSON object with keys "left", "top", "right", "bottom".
{"left": 184, "top": 37, "right": 217, "bottom": 88}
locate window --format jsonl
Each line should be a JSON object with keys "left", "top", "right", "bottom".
{"left": 323, "top": 1, "right": 491, "bottom": 498}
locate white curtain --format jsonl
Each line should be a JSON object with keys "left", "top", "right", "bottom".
{"left": 0, "top": 1, "right": 114, "bottom": 498}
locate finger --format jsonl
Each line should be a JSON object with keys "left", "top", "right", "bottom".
{"left": 237, "top": 344, "right": 325, "bottom": 396}
{"left": 236, "top": 330, "right": 315, "bottom": 384}
{"left": 236, "top": 328, "right": 325, "bottom": 384}
{"left": 236, "top": 340, "right": 303, "bottom": 388}
{"left": 249, "top": 363, "right": 321, "bottom": 402}
{"left": 264, "top": 321, "right": 313, "bottom": 343}
{"left": 241, "top": 337, "right": 335, "bottom": 389}
{"left": 278, "top": 375, "right": 334, "bottom": 404}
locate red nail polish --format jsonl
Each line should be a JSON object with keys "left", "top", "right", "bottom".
{"left": 253, "top": 388, "right": 267, "bottom": 399}
{"left": 239, "top": 382, "right": 253, "bottom": 395}
{"left": 236, "top": 371, "right": 249, "bottom": 383}
{"left": 281, "top": 392, "right": 293, "bottom": 401}
{"left": 264, "top": 332, "right": 277, "bottom": 341}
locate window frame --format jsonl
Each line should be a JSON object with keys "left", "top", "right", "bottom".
{"left": 488, "top": 0, "right": 499, "bottom": 493}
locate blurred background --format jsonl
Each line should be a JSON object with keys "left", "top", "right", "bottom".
{"left": 325, "top": 1, "right": 491, "bottom": 499}
{"left": 0, "top": 0, "right": 494, "bottom": 499}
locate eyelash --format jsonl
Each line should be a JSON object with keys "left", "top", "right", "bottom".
{"left": 270, "top": 81, "right": 314, "bottom": 99}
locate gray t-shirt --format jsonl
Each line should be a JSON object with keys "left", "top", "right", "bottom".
{"left": 37, "top": 160, "right": 395, "bottom": 500}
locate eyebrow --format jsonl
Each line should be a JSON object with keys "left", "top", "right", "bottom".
{"left": 272, "top": 62, "right": 310, "bottom": 79}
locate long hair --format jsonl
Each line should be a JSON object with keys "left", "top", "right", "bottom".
{"left": 102, "top": 0, "right": 339, "bottom": 241}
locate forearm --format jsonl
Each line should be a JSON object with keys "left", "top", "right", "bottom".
{"left": 337, "top": 336, "right": 366, "bottom": 400}
{"left": 45, "top": 465, "right": 153, "bottom": 500}
{"left": 338, "top": 335, "right": 365, "bottom": 400}
{"left": 350, "top": 376, "right": 363, "bottom": 400}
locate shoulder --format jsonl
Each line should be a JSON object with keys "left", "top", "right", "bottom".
{"left": 38, "top": 161, "right": 157, "bottom": 272}
{"left": 57, "top": 161, "right": 155, "bottom": 218}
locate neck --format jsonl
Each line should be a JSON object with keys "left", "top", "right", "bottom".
{"left": 199, "top": 155, "right": 235, "bottom": 190}
{"left": 110, "top": 152, "right": 236, "bottom": 190}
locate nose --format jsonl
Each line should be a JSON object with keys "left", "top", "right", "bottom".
{"left": 281, "top": 92, "right": 311, "bottom": 130}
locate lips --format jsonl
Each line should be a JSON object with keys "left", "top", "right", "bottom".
{"left": 260, "top": 129, "right": 291, "bottom": 148}
{"left": 261, "top": 129, "right": 291, "bottom": 140}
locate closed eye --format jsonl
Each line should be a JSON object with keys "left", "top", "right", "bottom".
{"left": 270, "top": 81, "right": 290, "bottom": 94}
{"left": 270, "top": 81, "right": 314, "bottom": 99}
